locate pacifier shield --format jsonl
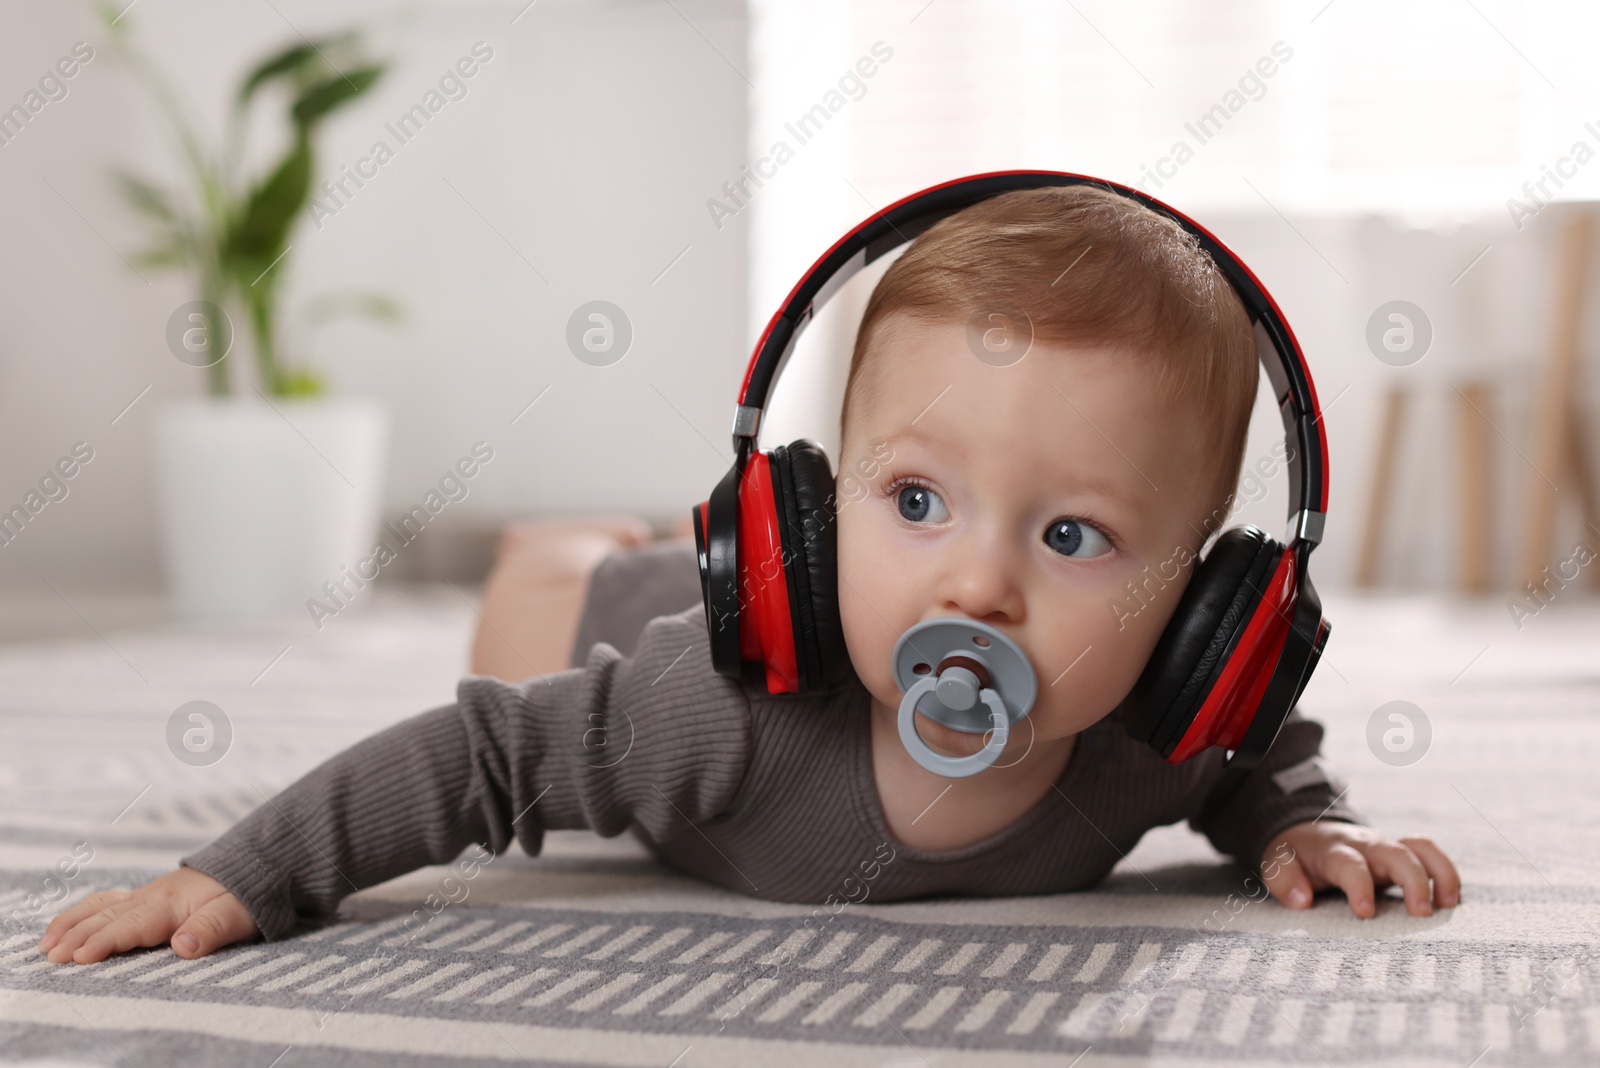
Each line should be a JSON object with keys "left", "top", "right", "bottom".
{"left": 890, "top": 617, "right": 1038, "bottom": 779}
{"left": 891, "top": 617, "right": 1038, "bottom": 733}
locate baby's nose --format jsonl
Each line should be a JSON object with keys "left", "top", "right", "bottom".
{"left": 940, "top": 556, "right": 1026, "bottom": 626}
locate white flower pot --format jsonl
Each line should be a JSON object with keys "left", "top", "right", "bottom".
{"left": 155, "top": 396, "right": 390, "bottom": 622}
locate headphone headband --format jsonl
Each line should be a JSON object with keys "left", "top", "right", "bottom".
{"left": 729, "top": 169, "right": 1328, "bottom": 548}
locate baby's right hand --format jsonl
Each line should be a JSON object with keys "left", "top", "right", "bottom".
{"left": 37, "top": 867, "right": 259, "bottom": 964}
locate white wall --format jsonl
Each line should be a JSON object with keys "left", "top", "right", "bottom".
{"left": 0, "top": 0, "right": 750, "bottom": 594}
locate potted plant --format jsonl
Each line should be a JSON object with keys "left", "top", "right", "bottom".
{"left": 103, "top": 8, "right": 399, "bottom": 621}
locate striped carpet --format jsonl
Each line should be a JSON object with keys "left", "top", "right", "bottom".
{"left": 1, "top": 584, "right": 1596, "bottom": 1066}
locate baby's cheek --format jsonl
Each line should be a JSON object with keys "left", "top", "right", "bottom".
{"left": 835, "top": 520, "right": 904, "bottom": 698}
{"left": 836, "top": 579, "right": 895, "bottom": 697}
{"left": 1028, "top": 610, "right": 1166, "bottom": 733}
{"left": 1029, "top": 658, "right": 1139, "bottom": 737}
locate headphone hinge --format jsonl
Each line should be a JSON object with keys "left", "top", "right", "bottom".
{"left": 1288, "top": 508, "right": 1325, "bottom": 546}
{"left": 732, "top": 404, "right": 761, "bottom": 441}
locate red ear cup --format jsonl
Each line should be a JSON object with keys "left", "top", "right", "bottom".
{"left": 691, "top": 439, "right": 850, "bottom": 695}
{"left": 1163, "top": 543, "right": 1299, "bottom": 763}
{"left": 1224, "top": 551, "right": 1330, "bottom": 770}
{"left": 692, "top": 449, "right": 797, "bottom": 692}
{"left": 1114, "top": 525, "right": 1326, "bottom": 764}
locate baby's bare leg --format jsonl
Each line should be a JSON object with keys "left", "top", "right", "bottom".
{"left": 470, "top": 516, "right": 659, "bottom": 682}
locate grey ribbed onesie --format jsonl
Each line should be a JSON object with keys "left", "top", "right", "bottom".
{"left": 182, "top": 540, "right": 1361, "bottom": 941}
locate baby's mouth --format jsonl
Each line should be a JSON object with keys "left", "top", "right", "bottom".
{"left": 907, "top": 709, "right": 997, "bottom": 759}
{"left": 889, "top": 616, "right": 1039, "bottom": 779}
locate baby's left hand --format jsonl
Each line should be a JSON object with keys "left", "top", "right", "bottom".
{"left": 1259, "top": 820, "right": 1460, "bottom": 919}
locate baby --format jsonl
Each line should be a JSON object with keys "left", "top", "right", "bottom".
{"left": 40, "top": 185, "right": 1459, "bottom": 966}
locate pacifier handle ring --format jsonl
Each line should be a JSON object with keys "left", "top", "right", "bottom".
{"left": 897, "top": 677, "right": 1011, "bottom": 779}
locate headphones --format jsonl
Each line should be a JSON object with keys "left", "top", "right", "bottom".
{"left": 690, "top": 170, "right": 1331, "bottom": 769}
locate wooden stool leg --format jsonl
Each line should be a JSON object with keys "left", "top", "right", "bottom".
{"left": 1356, "top": 384, "right": 1407, "bottom": 587}
{"left": 1520, "top": 210, "right": 1595, "bottom": 589}
{"left": 1563, "top": 405, "right": 1600, "bottom": 588}
{"left": 1456, "top": 381, "right": 1494, "bottom": 593}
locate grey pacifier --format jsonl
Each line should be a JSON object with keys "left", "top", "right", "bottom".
{"left": 891, "top": 618, "right": 1038, "bottom": 778}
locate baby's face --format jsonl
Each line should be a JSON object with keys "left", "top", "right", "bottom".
{"left": 834, "top": 315, "right": 1219, "bottom": 754}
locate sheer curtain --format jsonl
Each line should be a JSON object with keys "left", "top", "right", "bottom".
{"left": 744, "top": 0, "right": 1592, "bottom": 342}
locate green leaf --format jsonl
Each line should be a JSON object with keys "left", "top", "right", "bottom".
{"left": 114, "top": 170, "right": 179, "bottom": 222}
{"left": 95, "top": 1, "right": 131, "bottom": 39}
{"left": 304, "top": 291, "right": 404, "bottom": 326}
{"left": 277, "top": 366, "right": 326, "bottom": 397}
{"left": 240, "top": 279, "right": 285, "bottom": 393}
{"left": 224, "top": 134, "right": 313, "bottom": 266}
{"left": 237, "top": 34, "right": 357, "bottom": 105}
{"left": 133, "top": 244, "right": 196, "bottom": 270}
{"left": 291, "top": 65, "right": 384, "bottom": 128}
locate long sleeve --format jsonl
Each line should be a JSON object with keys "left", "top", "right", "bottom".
{"left": 181, "top": 605, "right": 751, "bottom": 941}
{"left": 1187, "top": 706, "right": 1364, "bottom": 876}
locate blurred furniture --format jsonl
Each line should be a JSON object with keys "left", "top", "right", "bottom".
{"left": 1357, "top": 208, "right": 1600, "bottom": 594}
{"left": 1353, "top": 386, "right": 1407, "bottom": 588}
{"left": 1519, "top": 209, "right": 1600, "bottom": 592}
{"left": 1353, "top": 218, "right": 1501, "bottom": 593}
{"left": 1354, "top": 380, "right": 1496, "bottom": 592}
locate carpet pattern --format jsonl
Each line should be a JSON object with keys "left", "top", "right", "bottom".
{"left": 1, "top": 585, "right": 1597, "bottom": 1066}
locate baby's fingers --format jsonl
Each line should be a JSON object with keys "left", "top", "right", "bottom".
{"left": 1318, "top": 843, "right": 1378, "bottom": 919}
{"left": 1364, "top": 841, "right": 1435, "bottom": 917}
{"left": 1401, "top": 837, "right": 1461, "bottom": 907}
{"left": 1260, "top": 848, "right": 1315, "bottom": 910}
{"left": 70, "top": 901, "right": 180, "bottom": 964}
{"left": 38, "top": 890, "right": 132, "bottom": 953}
{"left": 45, "top": 897, "right": 142, "bottom": 964}
{"left": 172, "top": 895, "right": 258, "bottom": 959}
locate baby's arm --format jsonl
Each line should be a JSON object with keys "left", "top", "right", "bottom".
{"left": 41, "top": 606, "right": 750, "bottom": 963}
{"left": 1188, "top": 706, "right": 1458, "bottom": 918}
{"left": 42, "top": 700, "right": 530, "bottom": 965}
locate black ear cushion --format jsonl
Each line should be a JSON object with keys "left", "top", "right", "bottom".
{"left": 770, "top": 439, "right": 852, "bottom": 691}
{"left": 698, "top": 460, "right": 745, "bottom": 680}
{"left": 1117, "top": 525, "right": 1282, "bottom": 751}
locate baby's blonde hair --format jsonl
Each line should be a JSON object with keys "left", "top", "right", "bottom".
{"left": 841, "top": 185, "right": 1259, "bottom": 529}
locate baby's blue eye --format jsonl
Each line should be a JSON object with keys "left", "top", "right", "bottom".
{"left": 1044, "top": 518, "right": 1112, "bottom": 558}
{"left": 896, "top": 484, "right": 949, "bottom": 524}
